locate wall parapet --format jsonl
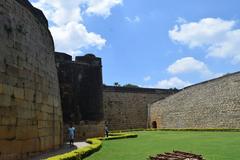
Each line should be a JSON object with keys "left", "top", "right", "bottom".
{"left": 103, "top": 85, "right": 178, "bottom": 94}
{"left": 16, "top": 0, "right": 49, "bottom": 28}
{"left": 183, "top": 71, "right": 240, "bottom": 90}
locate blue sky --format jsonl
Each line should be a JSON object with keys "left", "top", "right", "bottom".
{"left": 30, "top": 0, "right": 240, "bottom": 88}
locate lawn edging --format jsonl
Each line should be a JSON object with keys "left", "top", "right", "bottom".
{"left": 105, "top": 132, "right": 138, "bottom": 140}
{"left": 111, "top": 128, "right": 240, "bottom": 133}
{"left": 47, "top": 132, "right": 138, "bottom": 160}
{"left": 47, "top": 138, "right": 102, "bottom": 160}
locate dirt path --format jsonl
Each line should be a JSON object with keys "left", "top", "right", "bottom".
{"left": 31, "top": 142, "right": 90, "bottom": 160}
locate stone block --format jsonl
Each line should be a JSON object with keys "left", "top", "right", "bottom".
{"left": 21, "top": 138, "right": 39, "bottom": 153}
{"left": 37, "top": 111, "right": 52, "bottom": 121}
{"left": 39, "top": 136, "right": 53, "bottom": 151}
{"left": 53, "top": 96, "right": 60, "bottom": 107}
{"left": 17, "top": 118, "right": 36, "bottom": 126}
{"left": 0, "top": 94, "right": 11, "bottom": 107}
{"left": 16, "top": 126, "right": 38, "bottom": 140}
{"left": 24, "top": 88, "right": 34, "bottom": 101}
{"left": 17, "top": 107, "right": 34, "bottom": 119}
{"left": 37, "top": 120, "right": 45, "bottom": 129}
{"left": 38, "top": 120, "right": 52, "bottom": 128}
{"left": 47, "top": 95, "right": 54, "bottom": 106}
{"left": 0, "top": 140, "right": 22, "bottom": 154}
{"left": 0, "top": 126, "right": 16, "bottom": 140}
{"left": 6, "top": 64, "right": 19, "bottom": 77}
{"left": 41, "top": 104, "right": 53, "bottom": 113}
{"left": 0, "top": 83, "right": 2, "bottom": 94}
{"left": 36, "top": 91, "right": 42, "bottom": 103}
{"left": 39, "top": 127, "right": 52, "bottom": 137}
{"left": 0, "top": 83, "right": 13, "bottom": 95}
{"left": 1, "top": 115, "right": 17, "bottom": 126}
{"left": 13, "top": 87, "right": 24, "bottom": 99}
{"left": 0, "top": 106, "right": 16, "bottom": 117}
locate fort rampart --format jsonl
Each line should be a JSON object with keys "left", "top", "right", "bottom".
{"left": 0, "top": 0, "right": 63, "bottom": 159}
{"left": 103, "top": 86, "right": 177, "bottom": 130}
{"left": 149, "top": 72, "right": 240, "bottom": 129}
{"left": 55, "top": 52, "right": 104, "bottom": 140}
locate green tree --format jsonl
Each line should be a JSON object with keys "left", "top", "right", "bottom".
{"left": 114, "top": 82, "right": 121, "bottom": 87}
{"left": 123, "top": 83, "right": 139, "bottom": 88}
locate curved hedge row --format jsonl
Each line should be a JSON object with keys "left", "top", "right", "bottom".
{"left": 47, "top": 138, "right": 102, "bottom": 160}
{"left": 47, "top": 132, "right": 138, "bottom": 160}
{"left": 104, "top": 133, "right": 138, "bottom": 140}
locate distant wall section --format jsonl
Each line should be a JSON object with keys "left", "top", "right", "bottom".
{"left": 149, "top": 72, "right": 240, "bottom": 129}
{"left": 103, "top": 86, "right": 177, "bottom": 130}
{"left": 55, "top": 52, "right": 104, "bottom": 139}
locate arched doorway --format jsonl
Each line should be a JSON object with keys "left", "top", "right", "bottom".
{"left": 152, "top": 121, "right": 157, "bottom": 128}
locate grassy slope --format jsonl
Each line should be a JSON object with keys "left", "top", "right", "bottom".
{"left": 85, "top": 131, "right": 240, "bottom": 160}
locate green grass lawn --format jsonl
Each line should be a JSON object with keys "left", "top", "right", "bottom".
{"left": 85, "top": 131, "right": 240, "bottom": 160}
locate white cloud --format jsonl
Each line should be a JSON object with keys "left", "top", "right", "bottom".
{"left": 167, "top": 57, "right": 222, "bottom": 79}
{"left": 31, "top": 0, "right": 122, "bottom": 56}
{"left": 86, "top": 0, "right": 123, "bottom": 17}
{"left": 50, "top": 22, "right": 106, "bottom": 57}
{"left": 143, "top": 76, "right": 151, "bottom": 82}
{"left": 168, "top": 57, "right": 211, "bottom": 75}
{"left": 207, "top": 29, "right": 240, "bottom": 63}
{"left": 125, "top": 16, "right": 140, "bottom": 23}
{"left": 169, "top": 18, "right": 235, "bottom": 48}
{"left": 32, "top": 0, "right": 84, "bottom": 25}
{"left": 169, "top": 18, "right": 240, "bottom": 63}
{"left": 176, "top": 17, "right": 187, "bottom": 24}
{"left": 152, "top": 77, "right": 191, "bottom": 89}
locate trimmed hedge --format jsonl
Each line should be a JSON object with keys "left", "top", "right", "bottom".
{"left": 112, "top": 128, "right": 240, "bottom": 133}
{"left": 104, "top": 133, "right": 138, "bottom": 140}
{"left": 47, "top": 138, "right": 102, "bottom": 160}
{"left": 47, "top": 132, "right": 138, "bottom": 160}
{"left": 146, "top": 128, "right": 240, "bottom": 132}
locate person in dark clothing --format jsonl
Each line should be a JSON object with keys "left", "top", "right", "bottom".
{"left": 104, "top": 124, "right": 109, "bottom": 137}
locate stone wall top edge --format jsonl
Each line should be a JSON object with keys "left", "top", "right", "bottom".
{"left": 58, "top": 61, "right": 102, "bottom": 68}
{"left": 150, "top": 71, "right": 240, "bottom": 107}
{"left": 183, "top": 71, "right": 240, "bottom": 90}
{"left": 55, "top": 52, "right": 101, "bottom": 64}
{"left": 55, "top": 52, "right": 72, "bottom": 57}
{"left": 16, "top": 0, "right": 48, "bottom": 28}
{"left": 103, "top": 85, "right": 178, "bottom": 94}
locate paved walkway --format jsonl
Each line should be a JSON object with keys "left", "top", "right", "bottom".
{"left": 31, "top": 142, "right": 90, "bottom": 160}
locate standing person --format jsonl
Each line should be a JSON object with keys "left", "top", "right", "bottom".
{"left": 68, "top": 123, "right": 76, "bottom": 146}
{"left": 104, "top": 124, "right": 109, "bottom": 137}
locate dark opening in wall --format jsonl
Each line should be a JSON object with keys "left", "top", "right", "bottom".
{"left": 152, "top": 121, "right": 157, "bottom": 128}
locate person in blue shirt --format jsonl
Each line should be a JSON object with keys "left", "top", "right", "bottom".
{"left": 68, "top": 123, "right": 76, "bottom": 146}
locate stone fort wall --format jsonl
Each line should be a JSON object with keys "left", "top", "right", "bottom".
{"left": 149, "top": 72, "right": 240, "bottom": 129}
{"left": 103, "top": 86, "right": 177, "bottom": 130}
{"left": 55, "top": 52, "right": 104, "bottom": 140}
{"left": 0, "top": 0, "right": 63, "bottom": 159}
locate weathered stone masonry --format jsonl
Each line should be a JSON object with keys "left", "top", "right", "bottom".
{"left": 149, "top": 72, "right": 240, "bottom": 129}
{"left": 0, "top": 0, "right": 63, "bottom": 159}
{"left": 55, "top": 52, "right": 104, "bottom": 140}
{"left": 103, "top": 86, "right": 177, "bottom": 130}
